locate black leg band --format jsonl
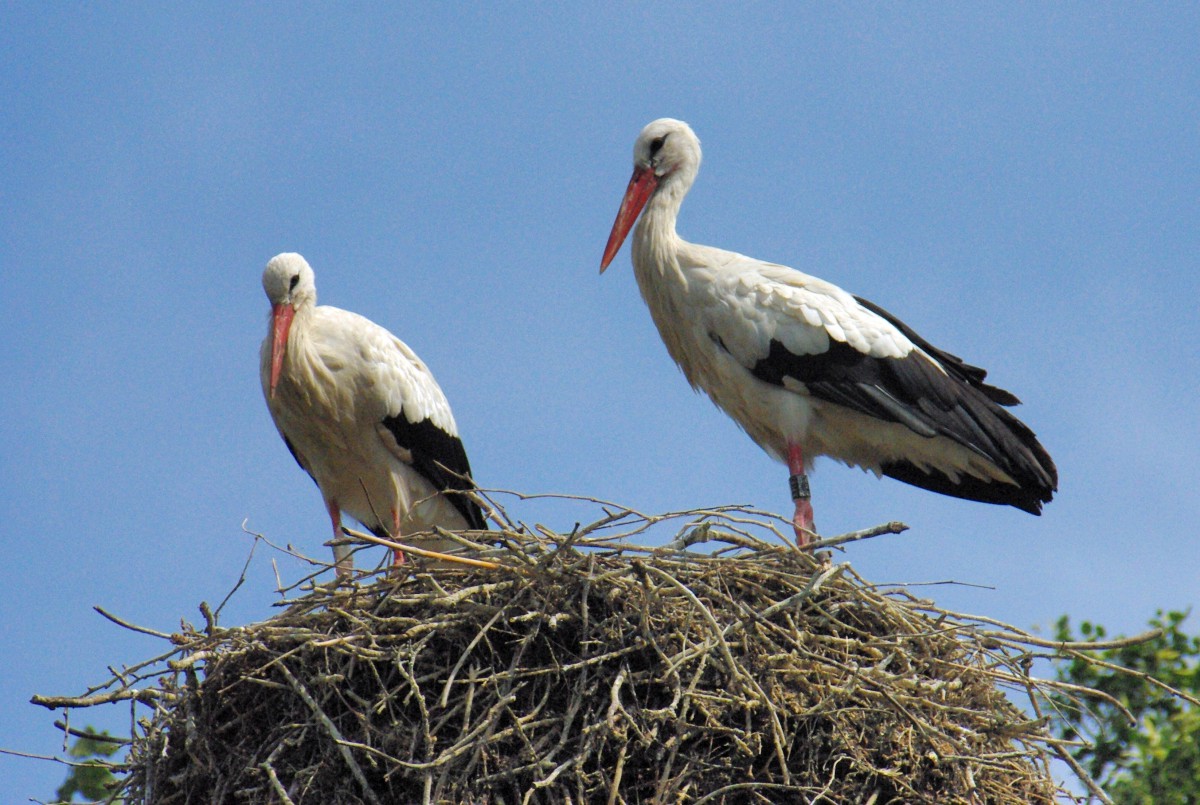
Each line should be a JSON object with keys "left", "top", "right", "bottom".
{"left": 789, "top": 473, "right": 811, "bottom": 501}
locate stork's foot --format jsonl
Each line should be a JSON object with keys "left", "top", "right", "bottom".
{"left": 792, "top": 497, "right": 817, "bottom": 550}
{"left": 332, "top": 546, "right": 355, "bottom": 581}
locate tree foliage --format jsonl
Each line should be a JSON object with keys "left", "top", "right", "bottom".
{"left": 1052, "top": 610, "right": 1200, "bottom": 804}
{"left": 53, "top": 729, "right": 124, "bottom": 804}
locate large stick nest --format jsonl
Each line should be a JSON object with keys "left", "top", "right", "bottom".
{"left": 40, "top": 500, "right": 1118, "bottom": 803}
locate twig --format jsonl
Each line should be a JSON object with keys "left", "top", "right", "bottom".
{"left": 341, "top": 527, "right": 503, "bottom": 570}
{"left": 216, "top": 522, "right": 262, "bottom": 618}
{"left": 0, "top": 746, "right": 126, "bottom": 768}
{"left": 1050, "top": 741, "right": 1113, "bottom": 805}
{"left": 92, "top": 606, "right": 174, "bottom": 640}
{"left": 261, "top": 760, "right": 298, "bottom": 805}
{"left": 808, "top": 521, "right": 909, "bottom": 551}
{"left": 51, "top": 721, "right": 132, "bottom": 746}
{"left": 980, "top": 628, "right": 1164, "bottom": 652}
{"left": 32, "top": 688, "right": 164, "bottom": 709}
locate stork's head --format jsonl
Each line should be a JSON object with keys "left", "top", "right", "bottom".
{"left": 262, "top": 252, "right": 316, "bottom": 398}
{"left": 601, "top": 118, "right": 702, "bottom": 272}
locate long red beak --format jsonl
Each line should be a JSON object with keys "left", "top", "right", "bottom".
{"left": 268, "top": 302, "right": 296, "bottom": 398}
{"left": 600, "top": 166, "right": 658, "bottom": 273}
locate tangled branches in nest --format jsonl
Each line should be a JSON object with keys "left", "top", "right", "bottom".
{"left": 35, "top": 498, "right": 1154, "bottom": 803}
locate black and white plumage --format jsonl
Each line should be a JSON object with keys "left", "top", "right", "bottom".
{"left": 260, "top": 252, "right": 485, "bottom": 573}
{"left": 600, "top": 119, "right": 1057, "bottom": 545}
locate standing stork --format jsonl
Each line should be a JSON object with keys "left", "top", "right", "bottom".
{"left": 260, "top": 252, "right": 486, "bottom": 574}
{"left": 600, "top": 119, "right": 1057, "bottom": 546}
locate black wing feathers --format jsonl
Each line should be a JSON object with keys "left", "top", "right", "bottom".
{"left": 853, "top": 296, "right": 1021, "bottom": 406}
{"left": 380, "top": 414, "right": 488, "bottom": 530}
{"left": 879, "top": 460, "right": 1046, "bottom": 513}
{"left": 748, "top": 297, "right": 1057, "bottom": 512}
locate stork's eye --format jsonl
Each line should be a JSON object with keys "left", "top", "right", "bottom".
{"left": 289, "top": 274, "right": 300, "bottom": 291}
{"left": 649, "top": 135, "right": 668, "bottom": 157}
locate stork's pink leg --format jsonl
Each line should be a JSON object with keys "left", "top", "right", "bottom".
{"left": 326, "top": 500, "right": 354, "bottom": 577}
{"left": 390, "top": 508, "right": 405, "bottom": 566}
{"left": 787, "top": 443, "right": 815, "bottom": 549}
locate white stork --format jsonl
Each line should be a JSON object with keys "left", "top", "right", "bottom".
{"left": 601, "top": 119, "right": 1057, "bottom": 546}
{"left": 260, "top": 252, "right": 486, "bottom": 573}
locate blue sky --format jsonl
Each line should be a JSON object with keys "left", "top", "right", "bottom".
{"left": 3, "top": 5, "right": 1198, "bottom": 798}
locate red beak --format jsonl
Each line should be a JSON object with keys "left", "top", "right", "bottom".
{"left": 600, "top": 165, "right": 658, "bottom": 273}
{"left": 268, "top": 302, "right": 296, "bottom": 398}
